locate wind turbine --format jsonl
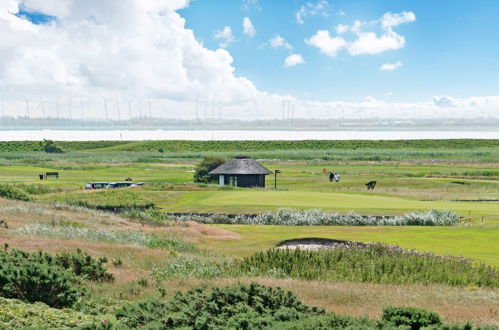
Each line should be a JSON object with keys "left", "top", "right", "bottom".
{"left": 23, "top": 97, "right": 31, "bottom": 118}
{"left": 116, "top": 98, "right": 121, "bottom": 121}
{"left": 39, "top": 97, "right": 46, "bottom": 118}
{"left": 125, "top": 99, "right": 133, "bottom": 120}
{"left": 68, "top": 98, "right": 73, "bottom": 120}
{"left": 55, "top": 97, "right": 61, "bottom": 119}
{"left": 103, "top": 98, "right": 109, "bottom": 120}
{"left": 80, "top": 97, "right": 85, "bottom": 120}
{"left": 195, "top": 95, "right": 199, "bottom": 120}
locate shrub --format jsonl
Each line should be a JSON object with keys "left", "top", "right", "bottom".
{"left": 41, "top": 139, "right": 64, "bottom": 153}
{"left": 0, "top": 184, "right": 32, "bottom": 201}
{"left": 237, "top": 244, "right": 499, "bottom": 287}
{"left": 193, "top": 156, "right": 225, "bottom": 183}
{"left": 115, "top": 282, "right": 324, "bottom": 329}
{"left": 0, "top": 248, "right": 114, "bottom": 307}
{"left": 52, "top": 249, "right": 114, "bottom": 282}
{"left": 268, "top": 313, "right": 378, "bottom": 329}
{"left": 0, "top": 297, "right": 106, "bottom": 329}
{"left": 381, "top": 306, "right": 441, "bottom": 329}
{"left": 0, "top": 250, "right": 84, "bottom": 307}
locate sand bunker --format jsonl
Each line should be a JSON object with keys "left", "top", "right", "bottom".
{"left": 277, "top": 238, "right": 370, "bottom": 251}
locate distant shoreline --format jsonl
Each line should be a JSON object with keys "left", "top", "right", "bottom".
{"left": 0, "top": 129, "right": 498, "bottom": 141}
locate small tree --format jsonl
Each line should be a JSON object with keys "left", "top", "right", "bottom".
{"left": 194, "top": 156, "right": 225, "bottom": 183}
{"left": 41, "top": 139, "right": 64, "bottom": 153}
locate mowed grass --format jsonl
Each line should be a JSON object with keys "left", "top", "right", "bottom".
{"left": 162, "top": 190, "right": 499, "bottom": 219}
{"left": 200, "top": 225, "right": 499, "bottom": 267}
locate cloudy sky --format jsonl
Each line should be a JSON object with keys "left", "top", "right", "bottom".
{"left": 0, "top": 0, "right": 498, "bottom": 120}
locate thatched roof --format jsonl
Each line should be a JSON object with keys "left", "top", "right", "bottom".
{"left": 209, "top": 155, "right": 273, "bottom": 175}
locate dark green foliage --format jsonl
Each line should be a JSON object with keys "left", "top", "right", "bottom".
{"left": 115, "top": 282, "right": 324, "bottom": 329}
{"left": 52, "top": 249, "right": 114, "bottom": 282}
{"left": 267, "top": 313, "right": 379, "bottom": 329}
{"left": 0, "top": 249, "right": 84, "bottom": 308}
{"left": 1, "top": 139, "right": 499, "bottom": 153}
{"left": 382, "top": 306, "right": 441, "bottom": 329}
{"left": 0, "top": 184, "right": 32, "bottom": 201}
{"left": 41, "top": 139, "right": 64, "bottom": 153}
{"left": 237, "top": 245, "right": 499, "bottom": 287}
{"left": 0, "top": 248, "right": 114, "bottom": 308}
{"left": 193, "top": 156, "right": 226, "bottom": 183}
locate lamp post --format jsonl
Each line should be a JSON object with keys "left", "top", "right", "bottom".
{"left": 274, "top": 170, "right": 281, "bottom": 190}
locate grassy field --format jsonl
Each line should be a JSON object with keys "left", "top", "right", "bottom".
{"left": 0, "top": 140, "right": 498, "bottom": 326}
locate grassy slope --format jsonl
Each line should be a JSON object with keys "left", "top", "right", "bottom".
{"left": 200, "top": 225, "right": 499, "bottom": 267}
{"left": 1, "top": 198, "right": 498, "bottom": 326}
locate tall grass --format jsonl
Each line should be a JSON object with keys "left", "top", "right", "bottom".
{"left": 16, "top": 223, "right": 195, "bottom": 252}
{"left": 237, "top": 244, "right": 499, "bottom": 287}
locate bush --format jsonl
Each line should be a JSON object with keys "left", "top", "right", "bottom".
{"left": 0, "top": 297, "right": 107, "bottom": 329}
{"left": 0, "top": 249, "right": 114, "bottom": 307}
{"left": 0, "top": 184, "right": 32, "bottom": 201}
{"left": 115, "top": 282, "right": 324, "bottom": 329}
{"left": 52, "top": 249, "right": 114, "bottom": 282}
{"left": 41, "top": 139, "right": 64, "bottom": 153}
{"left": 381, "top": 306, "right": 441, "bottom": 329}
{"left": 268, "top": 313, "right": 378, "bottom": 329}
{"left": 193, "top": 156, "right": 225, "bottom": 183}
{"left": 0, "top": 250, "right": 84, "bottom": 308}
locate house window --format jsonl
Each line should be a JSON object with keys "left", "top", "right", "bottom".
{"left": 229, "top": 176, "right": 238, "bottom": 186}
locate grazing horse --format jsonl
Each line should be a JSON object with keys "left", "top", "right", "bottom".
{"left": 365, "top": 180, "right": 377, "bottom": 190}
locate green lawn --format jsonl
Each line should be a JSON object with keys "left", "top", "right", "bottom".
{"left": 201, "top": 224, "right": 499, "bottom": 267}
{"left": 161, "top": 190, "right": 499, "bottom": 219}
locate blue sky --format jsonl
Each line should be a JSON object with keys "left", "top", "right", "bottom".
{"left": 180, "top": 0, "right": 499, "bottom": 102}
{"left": 1, "top": 0, "right": 498, "bottom": 120}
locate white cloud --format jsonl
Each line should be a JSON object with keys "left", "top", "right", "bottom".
{"left": 306, "top": 30, "right": 347, "bottom": 57}
{"left": 0, "top": 0, "right": 288, "bottom": 120}
{"left": 433, "top": 95, "right": 458, "bottom": 108}
{"left": 284, "top": 54, "right": 305, "bottom": 67}
{"left": 214, "top": 26, "right": 235, "bottom": 48}
{"left": 380, "top": 62, "right": 402, "bottom": 71}
{"left": 336, "top": 24, "right": 349, "bottom": 34}
{"left": 349, "top": 31, "right": 405, "bottom": 55}
{"left": 242, "top": 17, "right": 255, "bottom": 37}
{"left": 296, "top": 0, "right": 330, "bottom": 24}
{"left": 381, "top": 11, "right": 416, "bottom": 29}
{"left": 348, "top": 12, "right": 415, "bottom": 55}
{"left": 308, "top": 11, "right": 416, "bottom": 57}
{"left": 242, "top": 0, "right": 259, "bottom": 11}
{"left": 268, "top": 34, "right": 292, "bottom": 50}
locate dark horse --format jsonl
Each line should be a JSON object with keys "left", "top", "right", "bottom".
{"left": 365, "top": 180, "right": 377, "bottom": 190}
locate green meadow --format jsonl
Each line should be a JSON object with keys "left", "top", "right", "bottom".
{"left": 1, "top": 139, "right": 498, "bottom": 326}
